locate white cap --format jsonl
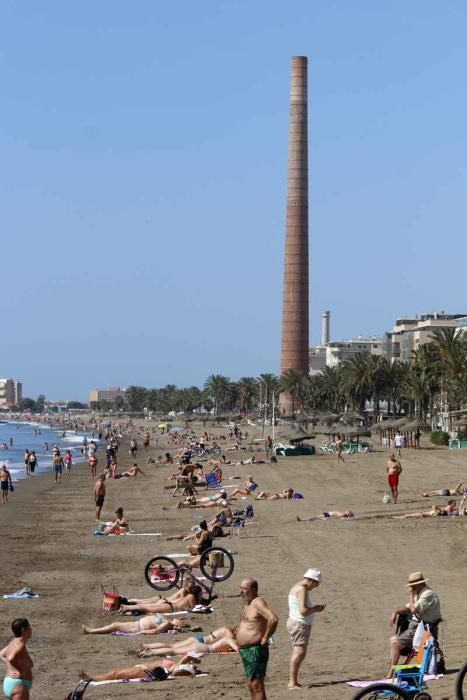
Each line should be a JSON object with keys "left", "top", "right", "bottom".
{"left": 304, "top": 568, "right": 321, "bottom": 583}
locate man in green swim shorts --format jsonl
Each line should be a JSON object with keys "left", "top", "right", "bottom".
{"left": 0, "top": 618, "right": 33, "bottom": 699}
{"left": 236, "top": 578, "right": 278, "bottom": 700}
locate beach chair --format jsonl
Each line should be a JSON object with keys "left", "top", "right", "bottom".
{"left": 392, "top": 633, "right": 435, "bottom": 695}
{"left": 205, "top": 471, "right": 221, "bottom": 489}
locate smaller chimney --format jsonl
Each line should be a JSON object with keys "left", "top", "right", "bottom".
{"left": 321, "top": 310, "right": 330, "bottom": 346}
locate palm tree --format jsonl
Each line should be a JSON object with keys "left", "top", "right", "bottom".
{"left": 236, "top": 377, "right": 258, "bottom": 414}
{"left": 430, "top": 328, "right": 467, "bottom": 410}
{"left": 204, "top": 375, "right": 232, "bottom": 413}
{"left": 279, "top": 369, "right": 307, "bottom": 415}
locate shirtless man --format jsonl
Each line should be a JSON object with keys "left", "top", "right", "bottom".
{"left": 236, "top": 578, "right": 278, "bottom": 700}
{"left": 0, "top": 618, "right": 33, "bottom": 699}
{"left": 386, "top": 454, "right": 402, "bottom": 504}
{"left": 421, "top": 481, "right": 464, "bottom": 497}
{"left": 119, "top": 586, "right": 203, "bottom": 615}
{"left": 94, "top": 475, "right": 106, "bottom": 521}
{"left": 255, "top": 488, "right": 294, "bottom": 501}
{"left": 0, "top": 464, "right": 13, "bottom": 504}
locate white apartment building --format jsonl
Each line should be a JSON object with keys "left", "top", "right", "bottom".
{"left": 309, "top": 337, "right": 382, "bottom": 373}
{"left": 382, "top": 313, "right": 467, "bottom": 362}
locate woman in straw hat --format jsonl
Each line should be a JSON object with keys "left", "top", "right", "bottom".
{"left": 385, "top": 571, "right": 441, "bottom": 678}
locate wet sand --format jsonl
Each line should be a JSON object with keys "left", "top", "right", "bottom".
{"left": 0, "top": 428, "right": 466, "bottom": 699}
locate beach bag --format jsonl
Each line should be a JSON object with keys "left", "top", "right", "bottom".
{"left": 382, "top": 491, "right": 391, "bottom": 504}
{"left": 101, "top": 585, "right": 120, "bottom": 612}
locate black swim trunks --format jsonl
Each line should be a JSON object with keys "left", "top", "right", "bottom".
{"left": 96, "top": 495, "right": 105, "bottom": 507}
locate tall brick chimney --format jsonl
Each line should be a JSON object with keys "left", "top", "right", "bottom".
{"left": 279, "top": 56, "right": 309, "bottom": 413}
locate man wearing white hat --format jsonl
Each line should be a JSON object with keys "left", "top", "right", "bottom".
{"left": 287, "top": 569, "right": 326, "bottom": 689}
{"left": 385, "top": 571, "right": 441, "bottom": 678}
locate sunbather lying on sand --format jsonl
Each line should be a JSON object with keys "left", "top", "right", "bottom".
{"left": 229, "top": 476, "right": 258, "bottom": 498}
{"left": 255, "top": 488, "right": 294, "bottom": 500}
{"left": 421, "top": 481, "right": 464, "bottom": 497}
{"left": 137, "top": 626, "right": 238, "bottom": 657}
{"left": 123, "top": 582, "right": 195, "bottom": 607}
{"left": 173, "top": 489, "right": 229, "bottom": 509}
{"left": 393, "top": 501, "right": 459, "bottom": 519}
{"left": 297, "top": 510, "right": 355, "bottom": 521}
{"left": 79, "top": 652, "right": 204, "bottom": 682}
{"left": 82, "top": 615, "right": 188, "bottom": 635}
{"left": 119, "top": 586, "right": 203, "bottom": 615}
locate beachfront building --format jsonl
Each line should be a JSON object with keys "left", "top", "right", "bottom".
{"left": 89, "top": 387, "right": 126, "bottom": 405}
{"left": 382, "top": 312, "right": 467, "bottom": 363}
{"left": 309, "top": 337, "right": 382, "bottom": 373}
{"left": 0, "top": 378, "right": 22, "bottom": 408}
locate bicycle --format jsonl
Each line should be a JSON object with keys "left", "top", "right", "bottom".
{"left": 456, "top": 661, "right": 467, "bottom": 699}
{"left": 144, "top": 546, "right": 234, "bottom": 602}
{"left": 351, "top": 684, "right": 414, "bottom": 699}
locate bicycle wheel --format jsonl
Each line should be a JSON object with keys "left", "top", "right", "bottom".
{"left": 199, "top": 546, "right": 234, "bottom": 583}
{"left": 456, "top": 661, "right": 467, "bottom": 700}
{"left": 144, "top": 555, "right": 180, "bottom": 591}
{"left": 210, "top": 446, "right": 221, "bottom": 458}
{"left": 351, "top": 683, "right": 412, "bottom": 700}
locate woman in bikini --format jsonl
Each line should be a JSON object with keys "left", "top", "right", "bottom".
{"left": 229, "top": 476, "right": 258, "bottom": 498}
{"left": 393, "top": 500, "right": 458, "bottom": 519}
{"left": 255, "top": 488, "right": 294, "bottom": 500}
{"left": 103, "top": 508, "right": 130, "bottom": 535}
{"left": 136, "top": 626, "right": 238, "bottom": 657}
{"left": 82, "top": 615, "right": 187, "bottom": 635}
{"left": 79, "top": 652, "right": 205, "bottom": 683}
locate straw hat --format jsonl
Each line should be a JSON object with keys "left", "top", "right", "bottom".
{"left": 406, "top": 571, "right": 429, "bottom": 587}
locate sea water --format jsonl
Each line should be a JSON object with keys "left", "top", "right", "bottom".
{"left": 0, "top": 421, "right": 95, "bottom": 482}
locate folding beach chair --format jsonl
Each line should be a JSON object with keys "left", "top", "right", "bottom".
{"left": 392, "top": 634, "right": 435, "bottom": 695}
{"left": 205, "top": 471, "right": 222, "bottom": 489}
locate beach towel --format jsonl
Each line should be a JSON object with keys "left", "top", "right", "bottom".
{"left": 347, "top": 674, "right": 442, "bottom": 688}
{"left": 112, "top": 629, "right": 178, "bottom": 636}
{"left": 125, "top": 533, "right": 162, "bottom": 537}
{"left": 191, "top": 604, "right": 214, "bottom": 614}
{"left": 3, "top": 594, "right": 39, "bottom": 600}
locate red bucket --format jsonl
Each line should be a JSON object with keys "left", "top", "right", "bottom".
{"left": 102, "top": 592, "right": 120, "bottom": 612}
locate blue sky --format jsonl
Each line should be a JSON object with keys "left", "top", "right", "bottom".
{"left": 1, "top": 1, "right": 466, "bottom": 399}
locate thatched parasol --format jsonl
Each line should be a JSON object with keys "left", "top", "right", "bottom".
{"left": 402, "top": 418, "right": 430, "bottom": 432}
{"left": 340, "top": 425, "right": 372, "bottom": 438}
{"left": 288, "top": 427, "right": 316, "bottom": 443}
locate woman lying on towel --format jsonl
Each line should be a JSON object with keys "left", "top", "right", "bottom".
{"left": 296, "top": 510, "right": 355, "bottom": 522}
{"left": 255, "top": 488, "right": 294, "bottom": 500}
{"left": 119, "top": 586, "right": 203, "bottom": 615}
{"left": 137, "top": 626, "right": 239, "bottom": 657}
{"left": 82, "top": 614, "right": 188, "bottom": 635}
{"left": 79, "top": 652, "right": 205, "bottom": 682}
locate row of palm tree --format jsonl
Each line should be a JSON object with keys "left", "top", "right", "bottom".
{"left": 98, "top": 329, "right": 467, "bottom": 420}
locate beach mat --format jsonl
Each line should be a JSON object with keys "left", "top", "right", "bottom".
{"left": 3, "top": 594, "right": 39, "bottom": 600}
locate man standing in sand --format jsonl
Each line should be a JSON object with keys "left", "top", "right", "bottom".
{"left": 94, "top": 475, "right": 106, "bottom": 521}
{"left": 0, "top": 618, "right": 34, "bottom": 699}
{"left": 287, "top": 569, "right": 326, "bottom": 689}
{"left": 236, "top": 578, "right": 278, "bottom": 700}
{"left": 394, "top": 432, "right": 403, "bottom": 458}
{"left": 386, "top": 454, "right": 402, "bottom": 504}
{"left": 0, "top": 464, "right": 13, "bottom": 504}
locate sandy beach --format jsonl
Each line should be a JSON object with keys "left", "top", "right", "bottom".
{"left": 1, "top": 425, "right": 466, "bottom": 699}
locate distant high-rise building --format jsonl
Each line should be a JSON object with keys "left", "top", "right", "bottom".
{"left": 0, "top": 378, "right": 22, "bottom": 408}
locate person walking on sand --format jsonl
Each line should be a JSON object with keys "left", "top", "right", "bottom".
{"left": 52, "top": 452, "right": 64, "bottom": 484}
{"left": 89, "top": 454, "right": 98, "bottom": 479}
{"left": 335, "top": 435, "right": 345, "bottom": 464}
{"left": 394, "top": 432, "right": 403, "bottom": 458}
{"left": 0, "top": 464, "right": 13, "bottom": 504}
{"left": 94, "top": 475, "right": 106, "bottom": 521}
{"left": 23, "top": 450, "right": 30, "bottom": 477}
{"left": 386, "top": 453, "right": 402, "bottom": 504}
{"left": 64, "top": 450, "right": 73, "bottom": 473}
{"left": 0, "top": 618, "right": 34, "bottom": 699}
{"left": 287, "top": 569, "right": 326, "bottom": 689}
{"left": 236, "top": 578, "right": 278, "bottom": 700}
